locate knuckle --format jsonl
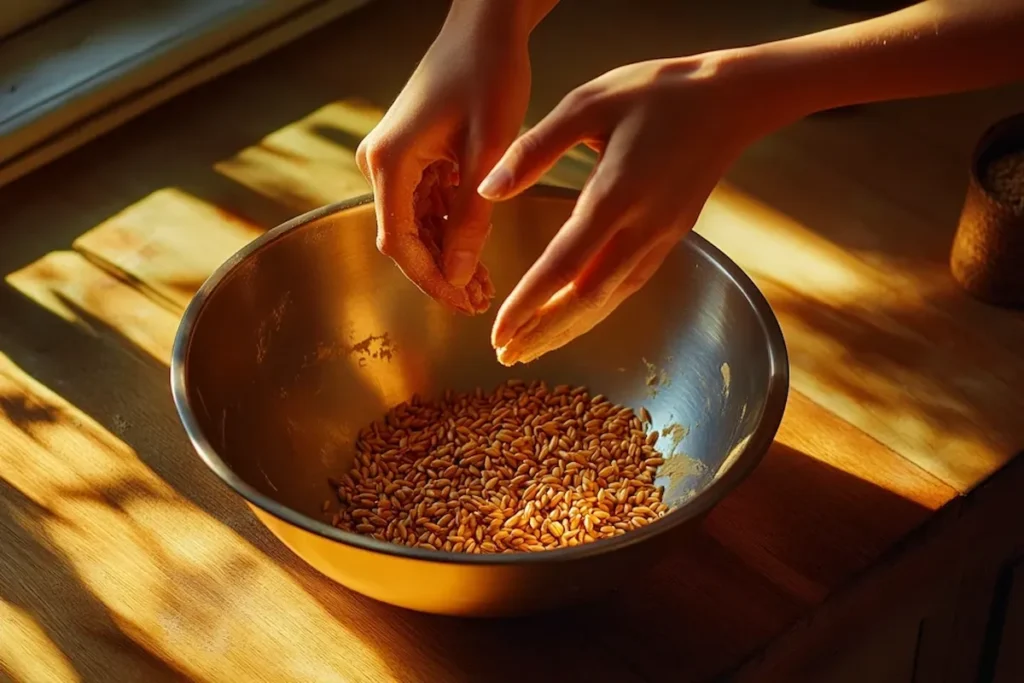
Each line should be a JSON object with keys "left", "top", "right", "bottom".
{"left": 375, "top": 231, "right": 395, "bottom": 257}
{"left": 355, "top": 135, "right": 375, "bottom": 168}
{"left": 448, "top": 203, "right": 493, "bottom": 246}
{"left": 365, "top": 144, "right": 388, "bottom": 168}
{"left": 544, "top": 264, "right": 577, "bottom": 296}
{"left": 508, "top": 132, "right": 541, "bottom": 165}
{"left": 559, "top": 86, "right": 598, "bottom": 114}
{"left": 577, "top": 264, "right": 628, "bottom": 307}
{"left": 584, "top": 166, "right": 640, "bottom": 223}
{"left": 535, "top": 264, "right": 575, "bottom": 298}
{"left": 581, "top": 187, "right": 629, "bottom": 229}
{"left": 459, "top": 220, "right": 492, "bottom": 245}
{"left": 619, "top": 273, "right": 648, "bottom": 297}
{"left": 579, "top": 289, "right": 607, "bottom": 311}
{"left": 460, "top": 206, "right": 494, "bottom": 236}
{"left": 574, "top": 281, "right": 612, "bottom": 312}
{"left": 359, "top": 136, "right": 395, "bottom": 171}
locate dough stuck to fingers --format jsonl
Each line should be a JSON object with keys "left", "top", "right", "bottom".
{"left": 408, "top": 160, "right": 495, "bottom": 315}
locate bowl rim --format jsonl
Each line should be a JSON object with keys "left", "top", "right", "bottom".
{"left": 170, "top": 185, "right": 790, "bottom": 565}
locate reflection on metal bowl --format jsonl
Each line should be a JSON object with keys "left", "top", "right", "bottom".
{"left": 170, "top": 186, "right": 789, "bottom": 617}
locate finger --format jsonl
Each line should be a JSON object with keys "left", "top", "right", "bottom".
{"left": 373, "top": 163, "right": 475, "bottom": 314}
{"left": 466, "top": 262, "right": 496, "bottom": 313}
{"left": 370, "top": 156, "right": 421, "bottom": 253}
{"left": 355, "top": 139, "right": 370, "bottom": 181}
{"left": 443, "top": 130, "right": 500, "bottom": 287}
{"left": 501, "top": 236, "right": 676, "bottom": 365}
{"left": 508, "top": 172, "right": 710, "bottom": 361}
{"left": 478, "top": 90, "right": 604, "bottom": 202}
{"left": 389, "top": 230, "right": 476, "bottom": 314}
{"left": 496, "top": 228, "right": 666, "bottom": 365}
{"left": 478, "top": 263, "right": 496, "bottom": 298}
{"left": 490, "top": 132, "right": 636, "bottom": 349}
{"left": 464, "top": 261, "right": 495, "bottom": 314}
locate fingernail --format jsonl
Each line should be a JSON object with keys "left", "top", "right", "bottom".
{"left": 518, "top": 314, "right": 542, "bottom": 338}
{"left": 477, "top": 166, "right": 512, "bottom": 200}
{"left": 444, "top": 249, "right": 477, "bottom": 287}
{"left": 495, "top": 346, "right": 519, "bottom": 366}
{"left": 494, "top": 313, "right": 535, "bottom": 349}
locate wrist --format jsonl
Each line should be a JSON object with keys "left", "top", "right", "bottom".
{"left": 446, "top": 0, "right": 557, "bottom": 41}
{"left": 719, "top": 44, "right": 829, "bottom": 130}
{"left": 687, "top": 46, "right": 818, "bottom": 141}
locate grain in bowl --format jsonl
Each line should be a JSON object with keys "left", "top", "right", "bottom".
{"left": 326, "top": 380, "right": 668, "bottom": 553}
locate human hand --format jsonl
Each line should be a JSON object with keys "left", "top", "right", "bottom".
{"left": 480, "top": 51, "right": 795, "bottom": 364}
{"left": 356, "top": 3, "right": 535, "bottom": 314}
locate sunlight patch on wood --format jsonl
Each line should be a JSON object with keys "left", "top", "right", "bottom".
{"left": 214, "top": 98, "right": 594, "bottom": 208}
{"left": 6, "top": 251, "right": 178, "bottom": 364}
{"left": 72, "top": 188, "right": 263, "bottom": 310}
{"left": 0, "top": 353, "right": 147, "bottom": 484}
{"left": 697, "top": 181, "right": 1024, "bottom": 492}
{"left": 698, "top": 182, "right": 871, "bottom": 300}
{"left": 215, "top": 100, "right": 378, "bottom": 213}
{"left": 773, "top": 285, "right": 1016, "bottom": 493}
{"left": 0, "top": 598, "right": 80, "bottom": 683}
{"left": 0, "top": 353, "right": 389, "bottom": 682}
{"left": 41, "top": 497, "right": 376, "bottom": 683}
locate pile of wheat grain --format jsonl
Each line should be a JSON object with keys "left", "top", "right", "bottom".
{"left": 326, "top": 380, "right": 668, "bottom": 553}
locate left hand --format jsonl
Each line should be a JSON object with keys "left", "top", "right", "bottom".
{"left": 478, "top": 51, "right": 793, "bottom": 365}
{"left": 355, "top": 4, "right": 534, "bottom": 314}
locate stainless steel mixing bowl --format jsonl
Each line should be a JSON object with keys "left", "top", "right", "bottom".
{"left": 170, "top": 185, "right": 788, "bottom": 617}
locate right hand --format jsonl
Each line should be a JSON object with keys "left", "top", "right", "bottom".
{"left": 356, "top": 5, "right": 533, "bottom": 314}
{"left": 479, "top": 52, "right": 796, "bottom": 364}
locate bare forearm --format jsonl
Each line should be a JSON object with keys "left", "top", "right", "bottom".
{"left": 735, "top": 0, "right": 1024, "bottom": 125}
{"left": 446, "top": 0, "right": 559, "bottom": 40}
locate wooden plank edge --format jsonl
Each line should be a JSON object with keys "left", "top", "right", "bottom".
{"left": 725, "top": 450, "right": 1024, "bottom": 683}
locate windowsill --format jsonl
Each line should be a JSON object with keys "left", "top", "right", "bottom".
{"left": 0, "top": 1, "right": 78, "bottom": 40}
{"left": 0, "top": 0, "right": 370, "bottom": 188}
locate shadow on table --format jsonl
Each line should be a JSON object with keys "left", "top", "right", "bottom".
{"left": 726, "top": 90, "right": 1024, "bottom": 263}
{"left": 0, "top": 476, "right": 187, "bottom": 681}
{"left": 0, "top": 0, "right": 988, "bottom": 680}
{"left": 307, "top": 442, "right": 937, "bottom": 683}
{"left": 0, "top": 276, "right": 939, "bottom": 681}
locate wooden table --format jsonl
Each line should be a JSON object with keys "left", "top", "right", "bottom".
{"left": 2, "top": 1, "right": 1023, "bottom": 681}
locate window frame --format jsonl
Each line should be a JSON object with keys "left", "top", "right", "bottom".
{"left": 0, "top": 0, "right": 372, "bottom": 188}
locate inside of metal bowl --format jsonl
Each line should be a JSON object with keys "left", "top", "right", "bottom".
{"left": 179, "top": 188, "right": 786, "bottom": 525}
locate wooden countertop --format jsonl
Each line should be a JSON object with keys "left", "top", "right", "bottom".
{"left": 1, "top": 1, "right": 1023, "bottom": 681}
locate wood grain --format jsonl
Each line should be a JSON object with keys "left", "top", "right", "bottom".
{"left": 529, "top": 1, "right": 1024, "bottom": 494}
{"left": 0, "top": 247, "right": 952, "bottom": 682}
{"left": 4, "top": 0, "right": 1016, "bottom": 494}
{"left": 0, "top": 256, "right": 648, "bottom": 683}
{"left": 612, "top": 392, "right": 954, "bottom": 681}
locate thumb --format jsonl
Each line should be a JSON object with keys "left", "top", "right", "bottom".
{"left": 442, "top": 135, "right": 500, "bottom": 287}
{"left": 477, "top": 90, "right": 600, "bottom": 202}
